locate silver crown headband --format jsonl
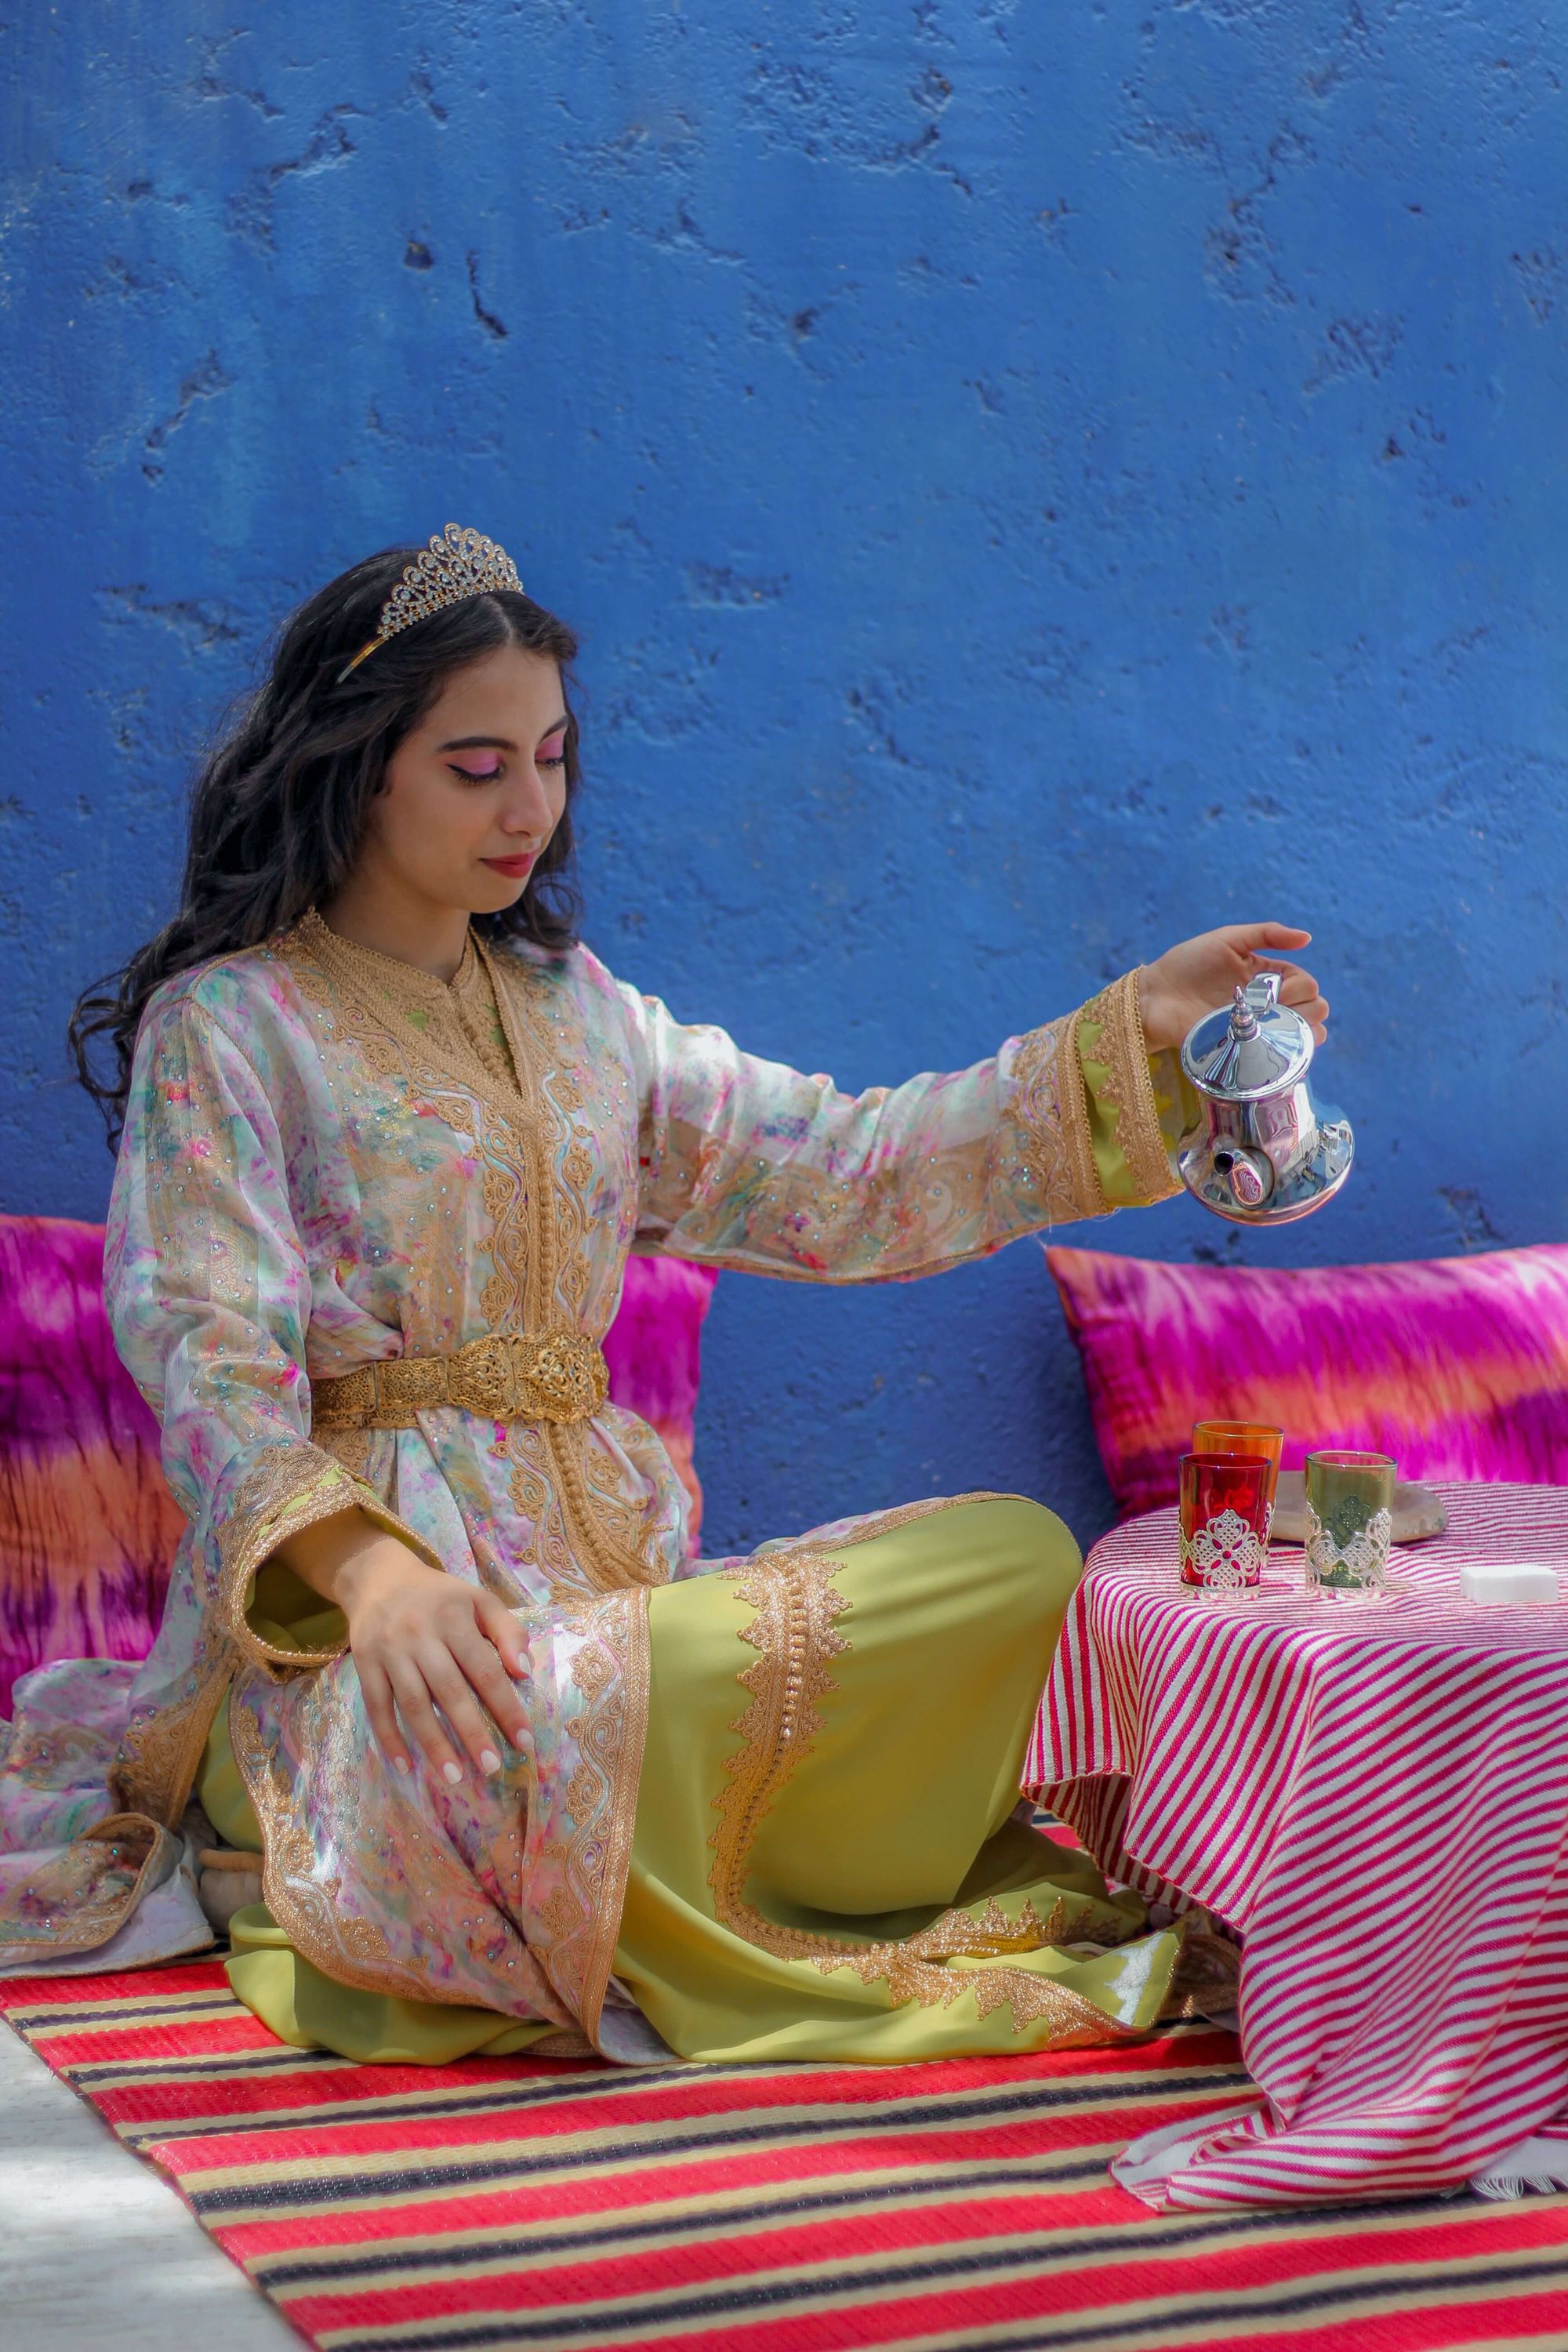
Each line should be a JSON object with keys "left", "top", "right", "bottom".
{"left": 337, "top": 524, "right": 524, "bottom": 683}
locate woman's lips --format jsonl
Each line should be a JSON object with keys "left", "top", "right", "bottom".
{"left": 482, "top": 853, "right": 535, "bottom": 878}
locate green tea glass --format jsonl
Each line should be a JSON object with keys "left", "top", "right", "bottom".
{"left": 1304, "top": 1450, "right": 1398, "bottom": 1601}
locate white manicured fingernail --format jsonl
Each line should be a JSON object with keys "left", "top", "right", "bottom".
{"left": 480, "top": 1748, "right": 502, "bottom": 1776}
{"left": 442, "top": 1761, "right": 463, "bottom": 1784}
{"left": 393, "top": 1755, "right": 410, "bottom": 1775}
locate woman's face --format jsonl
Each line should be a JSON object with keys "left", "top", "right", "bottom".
{"left": 364, "top": 644, "right": 570, "bottom": 918}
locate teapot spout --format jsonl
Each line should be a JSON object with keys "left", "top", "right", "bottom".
{"left": 1178, "top": 1090, "right": 1355, "bottom": 1226}
{"left": 1210, "top": 1143, "right": 1273, "bottom": 1211}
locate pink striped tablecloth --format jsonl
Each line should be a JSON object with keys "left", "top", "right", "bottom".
{"left": 1025, "top": 1481, "right": 1568, "bottom": 2211}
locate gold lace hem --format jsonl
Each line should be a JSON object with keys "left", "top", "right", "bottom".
{"left": 560, "top": 1588, "right": 653, "bottom": 2049}
{"left": 1014, "top": 1011, "right": 1102, "bottom": 1218}
{"left": 228, "top": 1680, "right": 439, "bottom": 2002}
{"left": 113, "top": 1642, "right": 238, "bottom": 1827}
{"left": 706, "top": 1552, "right": 1131, "bottom": 2042}
{"left": 1080, "top": 967, "right": 1181, "bottom": 1207}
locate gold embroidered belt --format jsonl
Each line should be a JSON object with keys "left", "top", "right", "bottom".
{"left": 310, "top": 1332, "right": 610, "bottom": 1431}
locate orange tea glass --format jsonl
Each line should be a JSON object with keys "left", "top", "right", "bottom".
{"left": 1192, "top": 1421, "right": 1283, "bottom": 1525}
{"left": 1192, "top": 1420, "right": 1285, "bottom": 1477}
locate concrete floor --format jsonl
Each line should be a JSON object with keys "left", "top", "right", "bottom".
{"left": 0, "top": 2016, "right": 294, "bottom": 2350}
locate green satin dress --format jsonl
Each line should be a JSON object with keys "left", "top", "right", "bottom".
{"left": 201, "top": 1495, "right": 1183, "bottom": 2065}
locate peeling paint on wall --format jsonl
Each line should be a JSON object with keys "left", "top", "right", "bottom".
{"left": 2, "top": 2, "right": 1565, "bottom": 1552}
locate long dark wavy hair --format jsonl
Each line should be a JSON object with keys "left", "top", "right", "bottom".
{"left": 68, "top": 546, "right": 585, "bottom": 1146}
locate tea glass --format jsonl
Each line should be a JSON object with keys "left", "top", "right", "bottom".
{"left": 1179, "top": 1452, "right": 1273, "bottom": 1601}
{"left": 1304, "top": 1450, "right": 1398, "bottom": 1601}
{"left": 1192, "top": 1421, "right": 1284, "bottom": 1529}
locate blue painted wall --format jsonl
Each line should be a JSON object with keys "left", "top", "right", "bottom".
{"left": 3, "top": 3, "right": 1565, "bottom": 1556}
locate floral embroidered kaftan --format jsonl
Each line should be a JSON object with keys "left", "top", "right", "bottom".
{"left": 0, "top": 913, "right": 1186, "bottom": 2057}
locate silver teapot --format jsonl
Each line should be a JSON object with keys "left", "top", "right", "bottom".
{"left": 1176, "top": 972, "right": 1353, "bottom": 1225}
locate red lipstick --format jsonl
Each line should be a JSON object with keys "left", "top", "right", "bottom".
{"left": 482, "top": 853, "right": 535, "bottom": 879}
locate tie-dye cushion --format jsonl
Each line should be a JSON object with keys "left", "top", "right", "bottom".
{"left": 0, "top": 1216, "right": 184, "bottom": 1721}
{"left": 0, "top": 1215, "right": 718, "bottom": 1715}
{"left": 604, "top": 1254, "right": 719, "bottom": 1545}
{"left": 1047, "top": 1240, "right": 1568, "bottom": 1520}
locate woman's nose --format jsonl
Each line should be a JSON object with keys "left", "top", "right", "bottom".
{"left": 499, "top": 777, "right": 556, "bottom": 837}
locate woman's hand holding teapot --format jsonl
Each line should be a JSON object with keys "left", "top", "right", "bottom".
{"left": 1138, "top": 922, "right": 1330, "bottom": 1057}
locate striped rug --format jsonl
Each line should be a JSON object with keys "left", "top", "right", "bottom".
{"left": 5, "top": 1965, "right": 1568, "bottom": 2350}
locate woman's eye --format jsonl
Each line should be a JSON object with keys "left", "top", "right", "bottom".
{"left": 448, "top": 761, "right": 502, "bottom": 783}
{"left": 537, "top": 739, "right": 567, "bottom": 770}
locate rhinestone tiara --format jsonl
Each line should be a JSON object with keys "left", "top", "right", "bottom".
{"left": 337, "top": 523, "right": 524, "bottom": 682}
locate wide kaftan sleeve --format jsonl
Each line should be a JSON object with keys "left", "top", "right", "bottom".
{"left": 105, "top": 987, "right": 441, "bottom": 1675}
{"left": 613, "top": 961, "right": 1186, "bottom": 1281}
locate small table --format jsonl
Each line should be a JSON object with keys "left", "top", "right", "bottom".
{"left": 1025, "top": 1483, "right": 1568, "bottom": 2209}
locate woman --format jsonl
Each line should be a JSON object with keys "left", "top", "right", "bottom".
{"left": 1, "top": 527, "right": 1327, "bottom": 2066}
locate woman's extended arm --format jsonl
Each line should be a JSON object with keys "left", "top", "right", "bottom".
{"left": 613, "top": 921, "right": 1326, "bottom": 1282}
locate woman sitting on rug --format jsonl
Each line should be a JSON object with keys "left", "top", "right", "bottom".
{"left": 0, "top": 528, "right": 1328, "bottom": 2063}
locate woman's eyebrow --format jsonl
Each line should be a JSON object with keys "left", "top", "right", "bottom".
{"left": 435, "top": 716, "right": 568, "bottom": 752}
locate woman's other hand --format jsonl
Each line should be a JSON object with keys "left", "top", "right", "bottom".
{"left": 277, "top": 1508, "right": 529, "bottom": 1782}
{"left": 1137, "top": 922, "right": 1330, "bottom": 1055}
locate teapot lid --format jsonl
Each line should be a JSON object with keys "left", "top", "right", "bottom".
{"left": 1179, "top": 971, "right": 1314, "bottom": 1102}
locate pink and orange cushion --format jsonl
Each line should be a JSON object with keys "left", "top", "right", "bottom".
{"left": 0, "top": 1214, "right": 716, "bottom": 1715}
{"left": 12, "top": 1207, "right": 1562, "bottom": 1714}
{"left": 1047, "top": 1240, "right": 1568, "bottom": 1520}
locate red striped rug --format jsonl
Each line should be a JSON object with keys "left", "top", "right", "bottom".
{"left": 5, "top": 1965, "right": 1568, "bottom": 2350}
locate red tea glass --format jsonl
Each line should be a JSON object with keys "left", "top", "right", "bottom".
{"left": 1179, "top": 1452, "right": 1273, "bottom": 1596}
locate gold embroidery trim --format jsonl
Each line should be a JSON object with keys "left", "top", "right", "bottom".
{"left": 113, "top": 1640, "right": 237, "bottom": 1827}
{"left": 287, "top": 912, "right": 518, "bottom": 1120}
{"left": 280, "top": 912, "right": 535, "bottom": 1359}
{"left": 530, "top": 2027, "right": 598, "bottom": 2060}
{"left": 0, "top": 1813, "right": 184, "bottom": 1958}
{"left": 218, "top": 1443, "right": 443, "bottom": 1670}
{"left": 707, "top": 1552, "right": 1128, "bottom": 2041}
{"left": 314, "top": 1424, "right": 379, "bottom": 1490}
{"left": 543, "top": 1419, "right": 665, "bottom": 1592}
{"left": 452, "top": 945, "right": 523, "bottom": 1094}
{"left": 280, "top": 914, "right": 658, "bottom": 1599}
{"left": 479, "top": 933, "right": 661, "bottom": 1592}
{"left": 561, "top": 1588, "right": 653, "bottom": 2048}
{"left": 228, "top": 1681, "right": 424, "bottom": 2000}
{"left": 1080, "top": 968, "right": 1181, "bottom": 1208}
{"left": 1013, "top": 1014, "right": 1102, "bottom": 1222}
